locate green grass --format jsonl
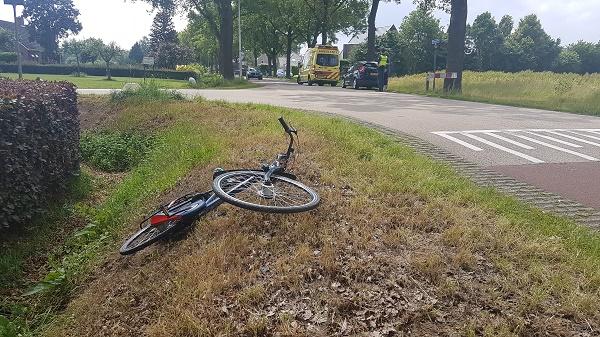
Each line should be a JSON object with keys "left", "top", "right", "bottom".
{"left": 1, "top": 73, "right": 260, "bottom": 90}
{"left": 2, "top": 73, "right": 190, "bottom": 89}
{"left": 388, "top": 70, "right": 600, "bottom": 116}
{"left": 3, "top": 97, "right": 600, "bottom": 336}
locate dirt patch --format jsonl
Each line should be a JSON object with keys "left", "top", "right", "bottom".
{"left": 78, "top": 95, "right": 120, "bottom": 131}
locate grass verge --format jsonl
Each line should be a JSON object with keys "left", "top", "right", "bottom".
{"left": 3, "top": 97, "right": 600, "bottom": 336}
{"left": 1, "top": 73, "right": 259, "bottom": 90}
{"left": 388, "top": 70, "right": 600, "bottom": 116}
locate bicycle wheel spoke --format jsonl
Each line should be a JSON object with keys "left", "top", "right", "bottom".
{"left": 214, "top": 171, "right": 319, "bottom": 213}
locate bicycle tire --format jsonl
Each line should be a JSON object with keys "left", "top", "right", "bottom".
{"left": 119, "top": 219, "right": 182, "bottom": 255}
{"left": 119, "top": 194, "right": 206, "bottom": 255}
{"left": 212, "top": 170, "right": 320, "bottom": 213}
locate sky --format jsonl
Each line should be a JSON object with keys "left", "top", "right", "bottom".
{"left": 0, "top": 0, "right": 597, "bottom": 50}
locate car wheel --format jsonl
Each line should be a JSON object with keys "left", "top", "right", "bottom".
{"left": 353, "top": 78, "right": 359, "bottom": 89}
{"left": 330, "top": 82, "right": 337, "bottom": 87}
{"left": 318, "top": 82, "right": 324, "bottom": 86}
{"left": 297, "top": 76, "right": 303, "bottom": 85}
{"left": 259, "top": 77, "right": 263, "bottom": 80}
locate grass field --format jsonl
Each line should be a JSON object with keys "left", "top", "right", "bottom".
{"left": 1, "top": 73, "right": 259, "bottom": 89}
{"left": 1, "top": 94, "right": 600, "bottom": 336}
{"left": 388, "top": 71, "right": 600, "bottom": 116}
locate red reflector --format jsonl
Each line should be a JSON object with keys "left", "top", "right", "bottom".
{"left": 150, "top": 214, "right": 181, "bottom": 226}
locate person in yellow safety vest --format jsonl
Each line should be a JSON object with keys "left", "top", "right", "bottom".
{"left": 377, "top": 52, "right": 389, "bottom": 92}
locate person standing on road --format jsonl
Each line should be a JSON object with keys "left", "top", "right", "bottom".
{"left": 377, "top": 51, "right": 389, "bottom": 92}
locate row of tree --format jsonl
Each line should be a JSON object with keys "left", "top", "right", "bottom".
{"left": 466, "top": 12, "right": 600, "bottom": 74}
{"left": 137, "top": 0, "right": 467, "bottom": 90}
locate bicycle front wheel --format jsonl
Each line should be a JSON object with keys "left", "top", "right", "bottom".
{"left": 212, "top": 170, "right": 320, "bottom": 213}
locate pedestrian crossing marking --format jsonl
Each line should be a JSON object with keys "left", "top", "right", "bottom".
{"left": 432, "top": 129, "right": 600, "bottom": 163}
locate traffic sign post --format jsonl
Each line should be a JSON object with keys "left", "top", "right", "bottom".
{"left": 3, "top": 0, "right": 25, "bottom": 79}
{"left": 142, "top": 57, "right": 155, "bottom": 83}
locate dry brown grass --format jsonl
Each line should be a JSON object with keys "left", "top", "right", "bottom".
{"left": 42, "top": 97, "right": 600, "bottom": 337}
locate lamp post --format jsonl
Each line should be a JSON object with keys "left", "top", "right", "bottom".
{"left": 238, "top": 0, "right": 242, "bottom": 79}
{"left": 3, "top": 0, "right": 24, "bottom": 80}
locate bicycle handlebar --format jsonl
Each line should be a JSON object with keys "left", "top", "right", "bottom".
{"left": 279, "top": 117, "right": 296, "bottom": 134}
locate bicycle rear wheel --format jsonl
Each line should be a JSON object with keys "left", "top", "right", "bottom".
{"left": 120, "top": 194, "right": 205, "bottom": 255}
{"left": 119, "top": 218, "right": 181, "bottom": 255}
{"left": 212, "top": 170, "right": 320, "bottom": 213}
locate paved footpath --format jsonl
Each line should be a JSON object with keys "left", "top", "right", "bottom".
{"left": 79, "top": 80, "right": 600, "bottom": 215}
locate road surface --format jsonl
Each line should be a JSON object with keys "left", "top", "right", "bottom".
{"left": 79, "top": 79, "right": 600, "bottom": 208}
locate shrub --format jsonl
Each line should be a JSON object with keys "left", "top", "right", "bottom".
{"left": 0, "top": 79, "right": 79, "bottom": 230}
{"left": 0, "top": 52, "right": 17, "bottom": 63}
{"left": 80, "top": 132, "right": 154, "bottom": 172}
{"left": 110, "top": 80, "right": 184, "bottom": 103}
{"left": 0, "top": 63, "right": 196, "bottom": 81}
{"left": 176, "top": 63, "right": 209, "bottom": 76}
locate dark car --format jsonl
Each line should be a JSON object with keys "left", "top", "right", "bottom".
{"left": 246, "top": 68, "right": 263, "bottom": 80}
{"left": 341, "top": 61, "right": 379, "bottom": 89}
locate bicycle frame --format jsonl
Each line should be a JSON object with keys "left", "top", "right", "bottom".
{"left": 151, "top": 117, "right": 297, "bottom": 225}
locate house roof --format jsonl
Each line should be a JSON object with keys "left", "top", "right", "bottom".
{"left": 347, "top": 25, "right": 397, "bottom": 45}
{"left": 0, "top": 19, "right": 43, "bottom": 51}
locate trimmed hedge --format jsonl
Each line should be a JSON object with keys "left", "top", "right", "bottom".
{"left": 0, "top": 79, "right": 80, "bottom": 230}
{"left": 0, "top": 52, "right": 17, "bottom": 63}
{"left": 0, "top": 63, "right": 196, "bottom": 81}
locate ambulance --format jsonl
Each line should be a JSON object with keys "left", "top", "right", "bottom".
{"left": 297, "top": 45, "right": 340, "bottom": 87}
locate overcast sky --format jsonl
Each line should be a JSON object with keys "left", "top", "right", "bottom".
{"left": 0, "top": 0, "right": 597, "bottom": 49}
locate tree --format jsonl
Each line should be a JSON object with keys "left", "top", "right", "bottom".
{"left": 62, "top": 39, "right": 84, "bottom": 75}
{"left": 149, "top": 9, "right": 178, "bottom": 51}
{"left": 302, "top": 0, "right": 369, "bottom": 46}
{"left": 80, "top": 38, "right": 103, "bottom": 64}
{"left": 554, "top": 49, "right": 581, "bottom": 74}
{"left": 180, "top": 17, "right": 219, "bottom": 69}
{"left": 568, "top": 41, "right": 600, "bottom": 74}
{"left": 498, "top": 15, "right": 513, "bottom": 38}
{"left": 0, "top": 28, "right": 13, "bottom": 52}
{"left": 415, "top": 0, "right": 468, "bottom": 92}
{"left": 149, "top": 9, "right": 180, "bottom": 68}
{"left": 23, "top": 0, "right": 82, "bottom": 63}
{"left": 508, "top": 14, "right": 560, "bottom": 71}
{"left": 100, "top": 42, "right": 121, "bottom": 80}
{"left": 367, "top": 0, "right": 401, "bottom": 60}
{"left": 470, "top": 12, "right": 503, "bottom": 71}
{"left": 129, "top": 42, "right": 144, "bottom": 64}
{"left": 397, "top": 10, "right": 444, "bottom": 73}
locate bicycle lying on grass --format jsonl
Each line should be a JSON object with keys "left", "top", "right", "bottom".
{"left": 120, "top": 117, "right": 320, "bottom": 255}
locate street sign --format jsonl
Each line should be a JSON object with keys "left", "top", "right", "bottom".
{"left": 142, "top": 57, "right": 155, "bottom": 66}
{"left": 2, "top": 0, "right": 25, "bottom": 5}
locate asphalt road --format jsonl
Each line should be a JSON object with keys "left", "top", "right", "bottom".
{"left": 79, "top": 79, "right": 600, "bottom": 208}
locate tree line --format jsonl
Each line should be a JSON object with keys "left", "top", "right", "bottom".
{"left": 349, "top": 10, "right": 600, "bottom": 76}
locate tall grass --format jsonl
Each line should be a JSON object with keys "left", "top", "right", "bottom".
{"left": 388, "top": 71, "right": 600, "bottom": 116}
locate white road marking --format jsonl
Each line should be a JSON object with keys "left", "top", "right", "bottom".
{"left": 482, "top": 132, "right": 534, "bottom": 149}
{"left": 568, "top": 130, "right": 600, "bottom": 141}
{"left": 545, "top": 131, "right": 600, "bottom": 147}
{"left": 462, "top": 133, "right": 544, "bottom": 163}
{"left": 431, "top": 132, "right": 483, "bottom": 151}
{"left": 432, "top": 129, "right": 600, "bottom": 163}
{"left": 509, "top": 133, "right": 599, "bottom": 161}
{"left": 521, "top": 131, "right": 582, "bottom": 148}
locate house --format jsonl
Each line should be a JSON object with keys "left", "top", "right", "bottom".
{"left": 342, "top": 25, "right": 397, "bottom": 59}
{"left": 0, "top": 18, "right": 42, "bottom": 63}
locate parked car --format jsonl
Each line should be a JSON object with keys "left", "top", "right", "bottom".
{"left": 276, "top": 69, "right": 286, "bottom": 78}
{"left": 246, "top": 68, "right": 263, "bottom": 80}
{"left": 341, "top": 61, "right": 379, "bottom": 89}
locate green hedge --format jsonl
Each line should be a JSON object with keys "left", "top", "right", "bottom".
{"left": 0, "top": 63, "right": 196, "bottom": 80}
{"left": 0, "top": 52, "right": 17, "bottom": 63}
{"left": 0, "top": 79, "right": 80, "bottom": 230}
